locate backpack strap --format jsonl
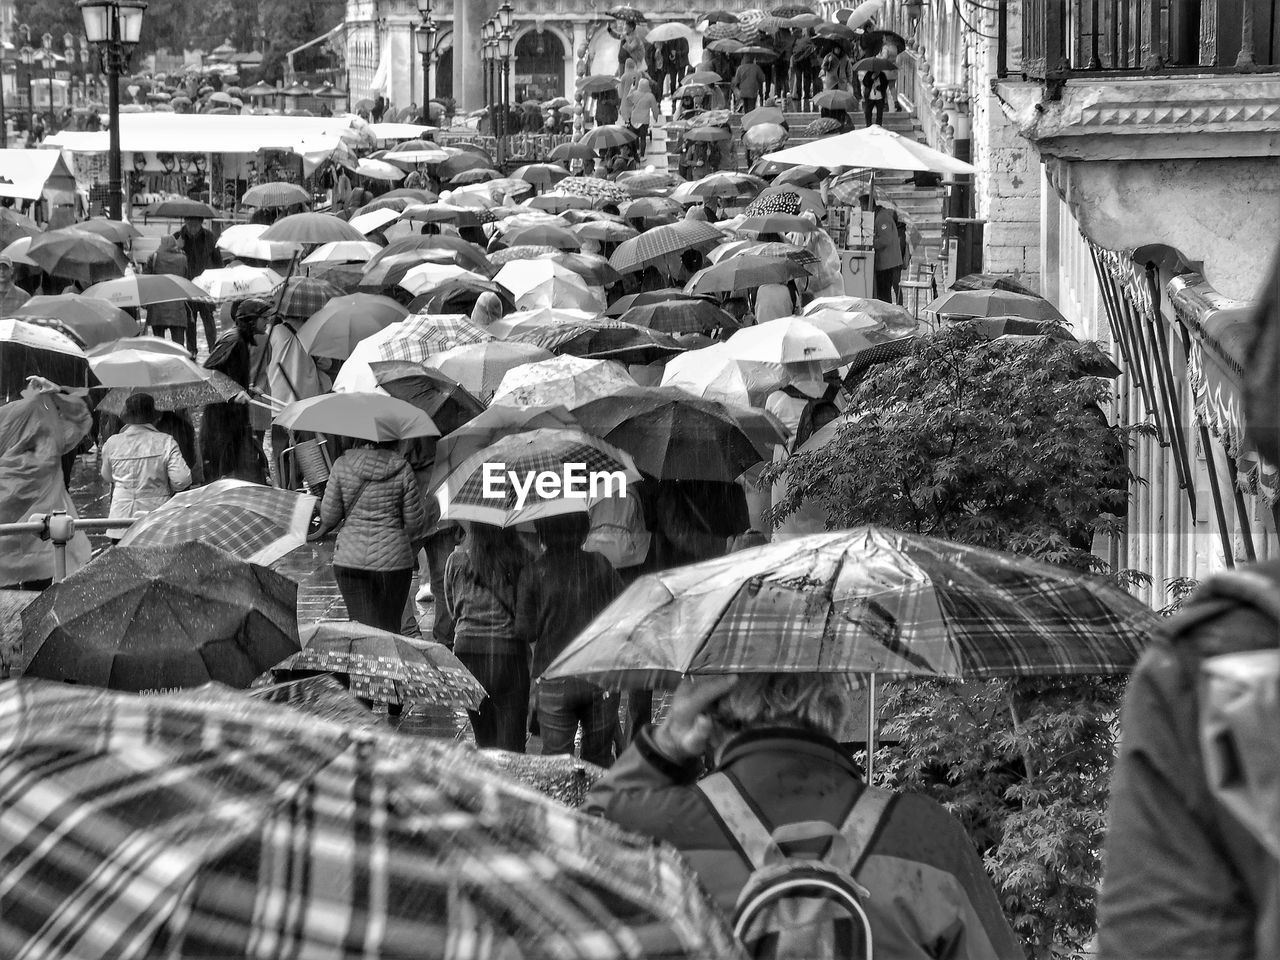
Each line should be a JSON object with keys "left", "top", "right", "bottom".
{"left": 837, "top": 786, "right": 898, "bottom": 875}
{"left": 696, "top": 772, "right": 778, "bottom": 871}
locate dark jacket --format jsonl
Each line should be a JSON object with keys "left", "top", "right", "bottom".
{"left": 174, "top": 226, "right": 222, "bottom": 279}
{"left": 585, "top": 725, "right": 1023, "bottom": 959}
{"left": 515, "top": 545, "right": 623, "bottom": 678}
{"left": 444, "top": 544, "right": 520, "bottom": 658}
{"left": 1098, "top": 563, "right": 1280, "bottom": 960}
{"left": 317, "top": 447, "right": 426, "bottom": 570}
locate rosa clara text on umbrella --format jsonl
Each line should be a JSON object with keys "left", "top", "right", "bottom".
{"left": 481, "top": 462, "right": 628, "bottom": 508}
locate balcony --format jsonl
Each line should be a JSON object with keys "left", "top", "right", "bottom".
{"left": 1004, "top": 0, "right": 1280, "bottom": 85}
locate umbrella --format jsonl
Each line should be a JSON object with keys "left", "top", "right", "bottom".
{"left": 334, "top": 314, "right": 494, "bottom": 391}
{"left": 10, "top": 296, "right": 137, "bottom": 348}
{"left": 83, "top": 274, "right": 210, "bottom": 308}
{"left": 684, "top": 125, "right": 733, "bottom": 143}
{"left": 925, "top": 289, "right": 1066, "bottom": 323}
{"left": 422, "top": 340, "right": 554, "bottom": 402}
{"left": 620, "top": 197, "right": 684, "bottom": 228}
{"left": 493, "top": 259, "right": 587, "bottom": 300}
{"left": 660, "top": 340, "right": 789, "bottom": 406}
{"left": 275, "top": 391, "right": 441, "bottom": 441}
{"left": 370, "top": 360, "right": 486, "bottom": 434}
{"left": 609, "top": 220, "right": 724, "bottom": 275}
{"left": 90, "top": 352, "right": 245, "bottom": 413}
{"left": 296, "top": 293, "right": 408, "bottom": 359}
{"left": 118, "top": 480, "right": 316, "bottom": 565}
{"left": 359, "top": 250, "right": 457, "bottom": 291}
{"left": 398, "top": 262, "right": 489, "bottom": 296}
{"left": 75, "top": 217, "right": 143, "bottom": 243}
{"left": 548, "top": 140, "right": 598, "bottom": 162}
{"left": 216, "top": 223, "right": 301, "bottom": 261}
{"left": 685, "top": 69, "right": 724, "bottom": 84}
{"left": 556, "top": 176, "right": 632, "bottom": 206}
{"left": 354, "top": 158, "right": 409, "bottom": 183}
{"left": 741, "top": 106, "right": 787, "bottom": 130}
{"left": 645, "top": 22, "right": 695, "bottom": 41}
{"left": 722, "top": 313, "right": 887, "bottom": 372}
{"left": 812, "top": 89, "right": 859, "bottom": 110}
{"left": 708, "top": 37, "right": 745, "bottom": 52}
{"left": 0, "top": 682, "right": 738, "bottom": 959}
{"left": 615, "top": 170, "right": 684, "bottom": 196}
{"left": 0, "top": 318, "right": 89, "bottom": 402}
{"left": 619, "top": 298, "right": 739, "bottom": 334}
{"left": 489, "top": 307, "right": 600, "bottom": 338}
{"left": 275, "top": 275, "right": 345, "bottom": 319}
{"left": 428, "top": 403, "right": 580, "bottom": 490}
{"left": 676, "top": 172, "right": 765, "bottom": 201}
{"left": 571, "top": 219, "right": 639, "bottom": 243}
{"left": 804, "top": 117, "right": 844, "bottom": 137}
{"left": 274, "top": 620, "right": 486, "bottom": 709}
{"left": 19, "top": 541, "right": 299, "bottom": 691}
{"left": 261, "top": 212, "right": 367, "bottom": 244}
{"left": 736, "top": 213, "right": 815, "bottom": 235}
{"left": 438, "top": 153, "right": 495, "bottom": 181}
{"left": 241, "top": 181, "right": 312, "bottom": 209}
{"left": 504, "top": 223, "right": 581, "bottom": 251}
{"left": 25, "top": 230, "right": 128, "bottom": 284}
{"left": 367, "top": 236, "right": 490, "bottom": 275}
{"left": 410, "top": 277, "right": 514, "bottom": 315}
{"left": 449, "top": 167, "right": 501, "bottom": 186}
{"left": 604, "top": 288, "right": 692, "bottom": 317}
{"left": 743, "top": 122, "right": 789, "bottom": 150}
{"left": 436, "top": 428, "right": 641, "bottom": 528}
{"left": 579, "top": 124, "right": 637, "bottom": 150}
{"left": 492, "top": 355, "right": 636, "bottom": 408}
{"left": 815, "top": 21, "right": 856, "bottom": 39}
{"left": 512, "top": 162, "right": 572, "bottom": 188}
{"left": 761, "top": 125, "right": 978, "bottom": 174}
{"left": 301, "top": 240, "right": 382, "bottom": 265}
{"left": 348, "top": 208, "right": 403, "bottom": 235}
{"left": 513, "top": 320, "right": 686, "bottom": 365}
{"left": 153, "top": 198, "right": 216, "bottom": 218}
{"left": 544, "top": 527, "right": 1160, "bottom": 689}
{"left": 950, "top": 316, "right": 1121, "bottom": 378}
{"left": 541, "top": 252, "right": 622, "bottom": 289}
{"left": 193, "top": 265, "right": 284, "bottom": 301}
{"left": 87, "top": 335, "right": 190, "bottom": 358}
{"left": 0, "top": 208, "right": 39, "bottom": 247}
{"left": 571, "top": 385, "right": 784, "bottom": 481}
{"left": 526, "top": 192, "right": 594, "bottom": 214}
{"left": 684, "top": 255, "right": 809, "bottom": 296}
{"left": 513, "top": 272, "right": 604, "bottom": 313}
{"left": 747, "top": 184, "right": 827, "bottom": 217}
{"left": 803, "top": 295, "right": 916, "bottom": 327}
{"left": 950, "top": 273, "right": 1042, "bottom": 297}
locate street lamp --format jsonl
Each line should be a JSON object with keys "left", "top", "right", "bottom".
{"left": 41, "top": 35, "right": 56, "bottom": 132}
{"left": 78, "top": 0, "right": 147, "bottom": 220}
{"left": 415, "top": 0, "right": 435, "bottom": 117}
{"left": 483, "top": 20, "right": 495, "bottom": 141}
{"left": 498, "top": 1, "right": 513, "bottom": 34}
{"left": 498, "top": 28, "right": 512, "bottom": 158}
{"left": 63, "top": 33, "right": 77, "bottom": 109}
{"left": 19, "top": 44, "right": 34, "bottom": 135}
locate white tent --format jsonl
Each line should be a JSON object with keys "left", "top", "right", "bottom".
{"left": 0, "top": 149, "right": 77, "bottom": 200}
{"left": 43, "top": 113, "right": 360, "bottom": 157}
{"left": 760, "top": 125, "right": 976, "bottom": 175}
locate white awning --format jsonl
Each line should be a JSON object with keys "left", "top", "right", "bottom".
{"left": 43, "top": 114, "right": 362, "bottom": 157}
{"left": 0, "top": 149, "right": 77, "bottom": 199}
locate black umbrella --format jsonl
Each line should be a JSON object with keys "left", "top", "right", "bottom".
{"left": 367, "top": 236, "right": 491, "bottom": 275}
{"left": 370, "top": 360, "right": 486, "bottom": 434}
{"left": 511, "top": 321, "right": 687, "bottom": 365}
{"left": 20, "top": 541, "right": 299, "bottom": 693}
{"left": 949, "top": 273, "right": 1041, "bottom": 297}
{"left": 604, "top": 288, "right": 696, "bottom": 317}
{"left": 408, "top": 276, "right": 515, "bottom": 315}
{"left": 153, "top": 199, "right": 217, "bottom": 219}
{"left": 619, "top": 298, "right": 740, "bottom": 334}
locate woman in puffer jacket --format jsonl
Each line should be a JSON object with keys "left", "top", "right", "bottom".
{"left": 309, "top": 439, "right": 427, "bottom": 632}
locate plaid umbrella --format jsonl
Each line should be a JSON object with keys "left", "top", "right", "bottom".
{"left": 273, "top": 621, "right": 486, "bottom": 709}
{"left": 370, "top": 360, "right": 486, "bottom": 434}
{"left": 261, "top": 212, "right": 367, "bottom": 244}
{"left": 117, "top": 480, "right": 316, "bottom": 565}
{"left": 296, "top": 293, "right": 408, "bottom": 359}
{"left": 437, "top": 428, "right": 641, "bottom": 528}
{"left": 609, "top": 220, "right": 724, "bottom": 274}
{"left": 544, "top": 527, "right": 1160, "bottom": 689}
{"left": 619, "top": 298, "right": 739, "bottom": 334}
{"left": 684, "top": 254, "right": 809, "bottom": 296}
{"left": 274, "top": 276, "right": 344, "bottom": 319}
{"left": 0, "top": 681, "right": 743, "bottom": 959}
{"left": 19, "top": 541, "right": 299, "bottom": 692}
{"left": 276, "top": 392, "right": 441, "bottom": 441}
{"left": 83, "top": 274, "right": 211, "bottom": 308}
{"left": 428, "top": 403, "right": 579, "bottom": 490}
{"left": 512, "top": 320, "right": 686, "bottom": 364}
{"left": 241, "top": 181, "right": 312, "bottom": 209}
{"left": 579, "top": 124, "right": 637, "bottom": 150}
{"left": 571, "top": 385, "right": 785, "bottom": 481}
{"left": 25, "top": 229, "right": 128, "bottom": 284}
{"left": 334, "top": 314, "right": 494, "bottom": 391}
{"left": 491, "top": 355, "right": 636, "bottom": 408}
{"left": 423, "top": 340, "right": 555, "bottom": 403}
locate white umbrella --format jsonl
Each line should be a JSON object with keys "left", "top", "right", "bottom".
{"left": 302, "top": 241, "right": 383, "bottom": 265}
{"left": 397, "top": 263, "right": 488, "bottom": 296}
{"left": 660, "top": 341, "right": 789, "bottom": 407}
{"left": 0, "top": 317, "right": 86, "bottom": 357}
{"left": 348, "top": 208, "right": 401, "bottom": 235}
{"left": 760, "top": 125, "right": 977, "bottom": 174}
{"left": 334, "top": 314, "right": 492, "bottom": 392}
{"left": 86, "top": 335, "right": 191, "bottom": 358}
{"left": 354, "top": 158, "right": 407, "bottom": 181}
{"left": 515, "top": 274, "right": 604, "bottom": 314}
{"left": 215, "top": 223, "right": 300, "bottom": 262}
{"left": 192, "top": 266, "right": 284, "bottom": 301}
{"left": 491, "top": 355, "right": 636, "bottom": 408}
{"left": 489, "top": 307, "right": 598, "bottom": 339}
{"left": 492, "top": 260, "right": 582, "bottom": 300}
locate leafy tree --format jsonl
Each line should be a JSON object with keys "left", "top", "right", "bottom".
{"left": 765, "top": 326, "right": 1151, "bottom": 959}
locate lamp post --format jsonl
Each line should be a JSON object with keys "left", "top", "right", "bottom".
{"left": 19, "top": 44, "right": 33, "bottom": 135}
{"left": 78, "top": 0, "right": 147, "bottom": 221}
{"left": 482, "top": 19, "right": 495, "bottom": 145}
{"left": 416, "top": 0, "right": 435, "bottom": 118}
{"left": 41, "top": 35, "right": 56, "bottom": 132}
{"left": 0, "top": 46, "right": 8, "bottom": 147}
{"left": 497, "top": 1, "right": 513, "bottom": 163}
{"left": 63, "top": 34, "right": 76, "bottom": 110}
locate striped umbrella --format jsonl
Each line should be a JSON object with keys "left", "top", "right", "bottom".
{"left": 241, "top": 181, "right": 312, "bottom": 209}
{"left": 261, "top": 212, "right": 367, "bottom": 244}
{"left": 579, "top": 125, "right": 637, "bottom": 150}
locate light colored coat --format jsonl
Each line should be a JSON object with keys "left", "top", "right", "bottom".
{"left": 100, "top": 423, "right": 192, "bottom": 539}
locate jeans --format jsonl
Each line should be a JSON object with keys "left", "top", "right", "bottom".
{"left": 333, "top": 565, "right": 413, "bottom": 634}
{"left": 185, "top": 303, "right": 217, "bottom": 356}
{"left": 628, "top": 122, "right": 650, "bottom": 154}
{"left": 457, "top": 651, "right": 529, "bottom": 751}
{"left": 740, "top": 96, "right": 757, "bottom": 113}
{"left": 874, "top": 267, "right": 901, "bottom": 304}
{"left": 864, "top": 99, "right": 884, "bottom": 127}
{"left": 537, "top": 677, "right": 616, "bottom": 768}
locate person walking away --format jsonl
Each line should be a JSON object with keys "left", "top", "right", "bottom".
{"left": 309, "top": 438, "right": 426, "bottom": 633}
{"left": 0, "top": 377, "right": 92, "bottom": 589}
{"left": 444, "top": 522, "right": 527, "bottom": 751}
{"left": 754, "top": 282, "right": 794, "bottom": 324}
{"left": 516, "top": 514, "right": 624, "bottom": 768}
{"left": 202, "top": 298, "right": 269, "bottom": 483}
{"left": 618, "top": 58, "right": 643, "bottom": 103}
{"left": 99, "top": 392, "right": 191, "bottom": 544}
{"left": 145, "top": 236, "right": 191, "bottom": 344}
{"left": 1096, "top": 250, "right": 1280, "bottom": 960}
{"left": 0, "top": 256, "right": 29, "bottom": 314}
{"left": 772, "top": 29, "right": 795, "bottom": 105}
{"left": 862, "top": 195, "right": 903, "bottom": 302}
{"left": 624, "top": 78, "right": 661, "bottom": 156}
{"left": 859, "top": 57, "right": 892, "bottom": 127}
{"left": 174, "top": 216, "right": 222, "bottom": 356}
{"left": 732, "top": 58, "right": 767, "bottom": 113}
{"left": 791, "top": 31, "right": 818, "bottom": 107}
{"left": 256, "top": 312, "right": 332, "bottom": 486}
{"left": 584, "top": 673, "right": 1023, "bottom": 959}
{"left": 594, "top": 88, "right": 620, "bottom": 128}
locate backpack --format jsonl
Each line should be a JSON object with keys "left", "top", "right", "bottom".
{"left": 697, "top": 772, "right": 897, "bottom": 959}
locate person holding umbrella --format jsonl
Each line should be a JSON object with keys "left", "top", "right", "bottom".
{"left": 99, "top": 393, "right": 192, "bottom": 544}
{"left": 202, "top": 298, "right": 269, "bottom": 483}
{"left": 732, "top": 57, "right": 768, "bottom": 114}
{"left": 173, "top": 215, "right": 223, "bottom": 356}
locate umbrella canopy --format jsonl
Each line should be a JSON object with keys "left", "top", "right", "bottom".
{"left": 118, "top": 480, "right": 316, "bottom": 565}
{"left": 275, "top": 620, "right": 486, "bottom": 709}
{"left": 348, "top": 207, "right": 403, "bottom": 235}
{"left": 19, "top": 541, "right": 299, "bottom": 691}
{"left": 25, "top": 229, "right": 128, "bottom": 284}
{"left": 512, "top": 162, "right": 571, "bottom": 187}
{"left": 660, "top": 340, "right": 789, "bottom": 406}
{"left": 10, "top": 296, "right": 137, "bottom": 347}
{"left": 261, "top": 212, "right": 367, "bottom": 244}
{"left": 513, "top": 271, "right": 604, "bottom": 313}
{"left": 493, "top": 259, "right": 585, "bottom": 300}
{"left": 428, "top": 403, "right": 580, "bottom": 491}
{"left": 370, "top": 360, "right": 486, "bottom": 434}
{"left": 571, "top": 220, "right": 639, "bottom": 243}
{"left": 512, "top": 320, "right": 685, "bottom": 365}
{"left": 579, "top": 124, "right": 637, "bottom": 150}
{"left": 193, "top": 265, "right": 284, "bottom": 301}
{"left": 542, "top": 251, "right": 622, "bottom": 289}
{"left": 398, "top": 262, "right": 489, "bottom": 296}
{"left": 609, "top": 220, "right": 724, "bottom": 274}
{"left": 619, "top": 297, "right": 739, "bottom": 334}
{"left": 544, "top": 527, "right": 1159, "bottom": 689}
{"left": 83, "top": 274, "right": 210, "bottom": 308}
{"left": 153, "top": 198, "right": 216, "bottom": 218}
{"left": 925, "top": 288, "right": 1066, "bottom": 323}
{"left": 762, "top": 124, "right": 978, "bottom": 173}
{"left": 296, "top": 293, "right": 408, "bottom": 359}
{"left": 334, "top": 315, "right": 494, "bottom": 391}
{"left": 241, "top": 181, "right": 312, "bottom": 209}
{"left": 489, "top": 307, "right": 600, "bottom": 339}
{"left": 504, "top": 223, "right": 581, "bottom": 251}
{"left": 949, "top": 273, "right": 1041, "bottom": 297}
{"left": 741, "top": 105, "right": 787, "bottom": 130}
{"left": 571, "top": 385, "right": 784, "bottom": 481}
{"left": 275, "top": 391, "right": 441, "bottom": 441}
{"left": 684, "top": 255, "right": 809, "bottom": 296}
{"left": 75, "top": 217, "right": 143, "bottom": 243}
{"left": 90, "top": 350, "right": 245, "bottom": 412}
{"left": 722, "top": 313, "right": 887, "bottom": 370}
{"left": 0, "top": 208, "right": 39, "bottom": 247}
{"left": 811, "top": 89, "right": 859, "bottom": 110}
{"left": 86, "top": 335, "right": 190, "bottom": 358}
{"left": 0, "top": 318, "right": 89, "bottom": 402}
{"left": 355, "top": 157, "right": 408, "bottom": 181}
{"left": 275, "top": 275, "right": 345, "bottom": 319}
{"left": 492, "top": 355, "right": 636, "bottom": 408}
{"left": 436, "top": 427, "right": 641, "bottom": 528}
{"left": 422, "top": 340, "right": 554, "bottom": 402}
{"left": 367, "top": 236, "right": 491, "bottom": 275}
{"left": 215, "top": 223, "right": 301, "bottom": 261}
{"left": 301, "top": 240, "right": 383, "bottom": 265}
{"left": 0, "top": 682, "right": 739, "bottom": 958}
{"left": 576, "top": 74, "right": 621, "bottom": 95}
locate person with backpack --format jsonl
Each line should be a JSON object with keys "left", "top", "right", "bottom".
{"left": 584, "top": 673, "right": 1022, "bottom": 959}
{"left": 1096, "top": 263, "right": 1280, "bottom": 959}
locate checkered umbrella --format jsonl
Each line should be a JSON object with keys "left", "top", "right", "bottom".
{"left": 423, "top": 340, "right": 555, "bottom": 403}
{"left": 19, "top": 541, "right": 300, "bottom": 692}
{"left": 492, "top": 355, "right": 636, "bottom": 408}
{"left": 272, "top": 621, "right": 487, "bottom": 709}
{"left": 117, "top": 480, "right": 316, "bottom": 565}
{"left": 579, "top": 124, "right": 637, "bottom": 151}
{"left": 275, "top": 276, "right": 345, "bottom": 319}
{"left": 334, "top": 315, "right": 494, "bottom": 391}
{"left": 0, "top": 681, "right": 743, "bottom": 959}
{"left": 608, "top": 220, "right": 724, "bottom": 275}
{"left": 570, "top": 385, "right": 785, "bottom": 481}
{"left": 544, "top": 527, "right": 1160, "bottom": 689}
{"left": 428, "top": 403, "right": 579, "bottom": 491}
{"left": 437, "top": 428, "right": 641, "bottom": 528}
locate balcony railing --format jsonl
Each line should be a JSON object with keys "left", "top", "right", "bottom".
{"left": 1005, "top": 0, "right": 1280, "bottom": 81}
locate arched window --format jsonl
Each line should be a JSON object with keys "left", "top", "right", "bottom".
{"left": 514, "top": 28, "right": 564, "bottom": 102}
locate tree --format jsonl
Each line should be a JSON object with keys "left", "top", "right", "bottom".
{"left": 765, "top": 326, "right": 1150, "bottom": 959}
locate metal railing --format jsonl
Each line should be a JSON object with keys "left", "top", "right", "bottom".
{"left": 1006, "top": 0, "right": 1280, "bottom": 81}
{"left": 0, "top": 514, "right": 134, "bottom": 583}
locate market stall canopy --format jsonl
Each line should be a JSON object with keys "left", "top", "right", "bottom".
{"left": 0, "top": 149, "right": 77, "bottom": 199}
{"left": 43, "top": 114, "right": 363, "bottom": 159}
{"left": 760, "top": 125, "right": 977, "bottom": 174}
